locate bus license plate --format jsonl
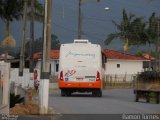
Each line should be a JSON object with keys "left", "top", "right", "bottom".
{"left": 76, "top": 78, "right": 83, "bottom": 81}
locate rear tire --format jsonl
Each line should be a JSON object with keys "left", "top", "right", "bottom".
{"left": 98, "top": 90, "right": 102, "bottom": 97}
{"left": 61, "top": 90, "right": 65, "bottom": 96}
{"left": 134, "top": 92, "right": 138, "bottom": 102}
{"left": 92, "top": 89, "right": 102, "bottom": 97}
{"left": 66, "top": 91, "right": 71, "bottom": 96}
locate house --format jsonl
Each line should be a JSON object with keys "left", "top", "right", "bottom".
{"left": 103, "top": 49, "right": 149, "bottom": 81}
{"left": 142, "top": 53, "right": 157, "bottom": 71}
{"left": 34, "top": 49, "right": 150, "bottom": 82}
{"left": 33, "top": 50, "right": 60, "bottom": 80}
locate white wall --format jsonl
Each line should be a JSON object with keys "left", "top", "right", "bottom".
{"left": 10, "top": 68, "right": 33, "bottom": 88}
{"left": 105, "top": 60, "right": 143, "bottom": 75}
{"left": 35, "top": 59, "right": 59, "bottom": 76}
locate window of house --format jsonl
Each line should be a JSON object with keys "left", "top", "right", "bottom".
{"left": 117, "top": 64, "right": 120, "bottom": 68}
{"left": 56, "top": 63, "right": 59, "bottom": 72}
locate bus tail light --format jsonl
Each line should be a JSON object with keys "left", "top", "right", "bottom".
{"left": 60, "top": 71, "right": 63, "bottom": 81}
{"left": 96, "top": 71, "right": 100, "bottom": 81}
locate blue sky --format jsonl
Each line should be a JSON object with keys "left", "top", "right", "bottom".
{"left": 0, "top": 0, "right": 160, "bottom": 53}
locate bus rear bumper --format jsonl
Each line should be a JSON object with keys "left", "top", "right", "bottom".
{"left": 58, "top": 80, "right": 102, "bottom": 89}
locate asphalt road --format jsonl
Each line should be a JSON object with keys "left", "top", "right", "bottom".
{"left": 49, "top": 89, "right": 160, "bottom": 114}
{"left": 13, "top": 89, "right": 160, "bottom": 120}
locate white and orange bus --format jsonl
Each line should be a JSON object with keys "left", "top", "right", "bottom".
{"left": 58, "top": 39, "right": 106, "bottom": 97}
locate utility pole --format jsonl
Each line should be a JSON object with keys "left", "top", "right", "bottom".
{"left": 77, "top": 0, "right": 101, "bottom": 39}
{"left": 29, "top": 0, "right": 35, "bottom": 73}
{"left": 29, "top": 0, "right": 35, "bottom": 87}
{"left": 39, "top": 0, "right": 52, "bottom": 114}
{"left": 78, "top": 0, "right": 82, "bottom": 39}
{"left": 19, "top": 0, "right": 28, "bottom": 77}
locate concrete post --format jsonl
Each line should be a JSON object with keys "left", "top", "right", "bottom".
{"left": 0, "top": 61, "right": 10, "bottom": 114}
{"left": 39, "top": 0, "right": 52, "bottom": 114}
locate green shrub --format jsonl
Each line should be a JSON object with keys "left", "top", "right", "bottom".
{"left": 10, "top": 93, "right": 24, "bottom": 108}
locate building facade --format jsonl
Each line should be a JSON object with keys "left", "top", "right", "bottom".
{"left": 103, "top": 49, "right": 149, "bottom": 81}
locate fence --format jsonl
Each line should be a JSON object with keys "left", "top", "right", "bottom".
{"left": 103, "top": 74, "right": 136, "bottom": 89}
{"left": 10, "top": 68, "right": 57, "bottom": 89}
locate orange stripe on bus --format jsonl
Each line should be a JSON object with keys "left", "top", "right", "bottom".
{"left": 58, "top": 80, "right": 102, "bottom": 89}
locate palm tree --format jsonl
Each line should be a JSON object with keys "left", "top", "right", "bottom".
{"left": 146, "top": 13, "right": 158, "bottom": 45}
{"left": 28, "top": 0, "right": 44, "bottom": 73}
{"left": 0, "top": 0, "right": 43, "bottom": 37}
{"left": 146, "top": 13, "right": 160, "bottom": 70}
{"left": 0, "top": 0, "right": 43, "bottom": 60}
{"left": 27, "top": 0, "right": 44, "bottom": 22}
{"left": 19, "top": 0, "right": 43, "bottom": 75}
{"left": 0, "top": 0, "right": 23, "bottom": 38}
{"left": 0, "top": 0, "right": 23, "bottom": 60}
{"left": 105, "top": 9, "right": 147, "bottom": 52}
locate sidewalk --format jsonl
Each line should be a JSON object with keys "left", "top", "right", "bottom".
{"left": 17, "top": 115, "right": 54, "bottom": 120}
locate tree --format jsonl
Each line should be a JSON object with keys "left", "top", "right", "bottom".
{"left": 24, "top": 34, "right": 60, "bottom": 57}
{"left": 0, "top": 0, "right": 23, "bottom": 60}
{"left": 1, "top": 36, "right": 16, "bottom": 60}
{"left": 0, "top": 0, "right": 43, "bottom": 60}
{"left": 105, "top": 9, "right": 148, "bottom": 52}
{"left": 0, "top": 0, "right": 43, "bottom": 37}
{"left": 0, "top": 0, "right": 23, "bottom": 37}
{"left": 146, "top": 13, "right": 159, "bottom": 45}
{"left": 146, "top": 13, "right": 160, "bottom": 71}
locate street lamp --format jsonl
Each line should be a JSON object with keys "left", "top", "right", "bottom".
{"left": 104, "top": 7, "right": 110, "bottom": 11}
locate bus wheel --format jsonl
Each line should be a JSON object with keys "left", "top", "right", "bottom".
{"left": 134, "top": 92, "right": 138, "bottom": 102}
{"left": 66, "top": 91, "right": 71, "bottom": 96}
{"left": 61, "top": 90, "right": 65, "bottom": 96}
{"left": 97, "top": 90, "right": 102, "bottom": 97}
{"left": 92, "top": 90, "right": 102, "bottom": 97}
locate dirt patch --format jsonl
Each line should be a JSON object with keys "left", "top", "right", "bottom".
{"left": 10, "top": 88, "right": 39, "bottom": 115}
{"left": 10, "top": 103, "right": 39, "bottom": 115}
{"left": 10, "top": 88, "right": 55, "bottom": 115}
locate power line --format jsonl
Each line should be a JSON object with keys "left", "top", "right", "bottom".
{"left": 53, "top": 21, "right": 106, "bottom": 40}
{"left": 53, "top": 22, "right": 77, "bottom": 33}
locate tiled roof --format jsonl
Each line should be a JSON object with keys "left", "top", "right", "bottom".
{"left": 33, "top": 50, "right": 60, "bottom": 60}
{"left": 103, "top": 49, "right": 148, "bottom": 61}
{"left": 34, "top": 49, "right": 149, "bottom": 61}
